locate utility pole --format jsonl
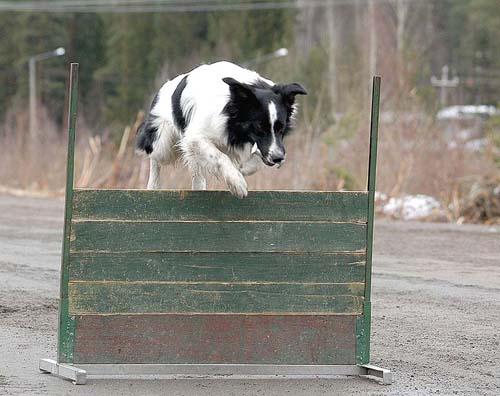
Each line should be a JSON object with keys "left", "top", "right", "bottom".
{"left": 396, "top": 0, "right": 409, "bottom": 85}
{"left": 29, "top": 57, "right": 36, "bottom": 140}
{"left": 326, "top": 2, "right": 337, "bottom": 107}
{"left": 28, "top": 47, "right": 66, "bottom": 140}
{"left": 431, "top": 65, "right": 459, "bottom": 107}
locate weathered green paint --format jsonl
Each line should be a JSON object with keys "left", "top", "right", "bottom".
{"left": 365, "top": 76, "right": 381, "bottom": 302}
{"left": 57, "top": 63, "right": 78, "bottom": 364}
{"left": 69, "top": 252, "right": 366, "bottom": 283}
{"left": 54, "top": 71, "right": 382, "bottom": 368}
{"left": 68, "top": 282, "right": 365, "bottom": 314}
{"left": 361, "top": 76, "right": 381, "bottom": 365}
{"left": 70, "top": 221, "right": 367, "bottom": 253}
{"left": 73, "top": 189, "right": 368, "bottom": 223}
{"left": 355, "top": 302, "right": 371, "bottom": 364}
{"left": 58, "top": 299, "right": 76, "bottom": 363}
{"left": 73, "top": 314, "right": 357, "bottom": 364}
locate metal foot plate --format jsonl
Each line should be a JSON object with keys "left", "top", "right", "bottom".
{"left": 39, "top": 359, "right": 87, "bottom": 385}
{"left": 38, "top": 361, "right": 391, "bottom": 385}
{"left": 359, "top": 364, "right": 392, "bottom": 385}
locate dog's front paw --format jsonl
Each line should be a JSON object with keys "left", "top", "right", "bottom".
{"left": 225, "top": 170, "right": 248, "bottom": 198}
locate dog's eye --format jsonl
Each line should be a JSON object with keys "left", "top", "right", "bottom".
{"left": 274, "top": 121, "right": 284, "bottom": 134}
{"left": 254, "top": 125, "right": 266, "bottom": 136}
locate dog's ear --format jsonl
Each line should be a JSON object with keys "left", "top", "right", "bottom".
{"left": 272, "top": 83, "right": 307, "bottom": 106}
{"left": 223, "top": 77, "right": 257, "bottom": 102}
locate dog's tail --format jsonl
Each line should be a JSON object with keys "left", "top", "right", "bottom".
{"left": 136, "top": 92, "right": 163, "bottom": 157}
{"left": 135, "top": 114, "right": 160, "bottom": 157}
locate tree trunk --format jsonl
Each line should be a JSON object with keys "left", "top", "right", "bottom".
{"left": 369, "top": 0, "right": 377, "bottom": 78}
{"left": 326, "top": 4, "right": 337, "bottom": 108}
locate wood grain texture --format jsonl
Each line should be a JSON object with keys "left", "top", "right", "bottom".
{"left": 73, "top": 314, "right": 357, "bottom": 364}
{"left": 73, "top": 189, "right": 368, "bottom": 222}
{"left": 69, "top": 252, "right": 366, "bottom": 283}
{"left": 68, "top": 282, "right": 364, "bottom": 314}
{"left": 70, "top": 221, "right": 367, "bottom": 253}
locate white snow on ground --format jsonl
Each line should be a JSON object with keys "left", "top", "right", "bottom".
{"left": 374, "top": 191, "right": 388, "bottom": 201}
{"left": 381, "top": 194, "right": 441, "bottom": 220}
{"left": 436, "top": 105, "right": 498, "bottom": 120}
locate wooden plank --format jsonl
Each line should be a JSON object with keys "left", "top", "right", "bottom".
{"left": 68, "top": 282, "right": 364, "bottom": 314}
{"left": 70, "top": 221, "right": 367, "bottom": 253}
{"left": 73, "top": 314, "right": 357, "bottom": 364}
{"left": 69, "top": 252, "right": 366, "bottom": 283}
{"left": 72, "top": 189, "right": 368, "bottom": 222}
{"left": 58, "top": 63, "right": 79, "bottom": 364}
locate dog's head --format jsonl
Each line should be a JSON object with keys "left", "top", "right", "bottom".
{"left": 223, "top": 77, "right": 307, "bottom": 167}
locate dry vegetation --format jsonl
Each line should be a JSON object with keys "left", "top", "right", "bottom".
{"left": 0, "top": 88, "right": 497, "bottom": 225}
{"left": 1, "top": 2, "right": 499, "bottom": 224}
{"left": 1, "top": 1, "right": 500, "bottom": 225}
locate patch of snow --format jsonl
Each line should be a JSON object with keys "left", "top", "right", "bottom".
{"left": 382, "top": 194, "right": 441, "bottom": 220}
{"left": 465, "top": 138, "right": 488, "bottom": 151}
{"left": 375, "top": 191, "right": 388, "bottom": 201}
{"left": 447, "top": 138, "right": 488, "bottom": 151}
{"left": 437, "top": 105, "right": 498, "bottom": 120}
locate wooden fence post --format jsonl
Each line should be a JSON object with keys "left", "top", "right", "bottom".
{"left": 57, "top": 63, "right": 79, "bottom": 364}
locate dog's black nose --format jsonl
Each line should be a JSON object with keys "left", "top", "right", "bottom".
{"left": 271, "top": 154, "right": 285, "bottom": 164}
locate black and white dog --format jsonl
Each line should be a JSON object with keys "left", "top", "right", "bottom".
{"left": 136, "top": 61, "right": 307, "bottom": 197}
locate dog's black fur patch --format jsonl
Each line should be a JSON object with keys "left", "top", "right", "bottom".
{"left": 136, "top": 116, "right": 158, "bottom": 155}
{"left": 222, "top": 78, "right": 306, "bottom": 161}
{"left": 136, "top": 93, "right": 160, "bottom": 154}
{"left": 223, "top": 78, "right": 271, "bottom": 149}
{"left": 272, "top": 83, "right": 306, "bottom": 136}
{"left": 172, "top": 74, "right": 189, "bottom": 132}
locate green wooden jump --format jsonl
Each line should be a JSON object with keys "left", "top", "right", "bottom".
{"left": 40, "top": 63, "right": 391, "bottom": 385}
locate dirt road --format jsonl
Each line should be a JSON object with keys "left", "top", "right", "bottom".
{"left": 0, "top": 194, "right": 499, "bottom": 395}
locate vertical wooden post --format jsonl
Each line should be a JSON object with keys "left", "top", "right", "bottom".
{"left": 366, "top": 76, "right": 381, "bottom": 302}
{"left": 57, "top": 63, "right": 79, "bottom": 363}
{"left": 357, "top": 76, "right": 381, "bottom": 364}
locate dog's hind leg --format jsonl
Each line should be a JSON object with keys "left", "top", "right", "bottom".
{"left": 147, "top": 158, "right": 161, "bottom": 189}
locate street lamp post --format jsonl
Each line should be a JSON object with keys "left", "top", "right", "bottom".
{"left": 243, "top": 47, "right": 289, "bottom": 68}
{"left": 29, "top": 47, "right": 65, "bottom": 139}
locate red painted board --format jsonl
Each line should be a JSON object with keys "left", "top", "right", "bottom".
{"left": 73, "top": 314, "right": 356, "bottom": 365}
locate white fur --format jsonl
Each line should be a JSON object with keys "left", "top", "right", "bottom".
{"left": 147, "top": 158, "right": 161, "bottom": 189}
{"left": 144, "top": 61, "right": 275, "bottom": 198}
{"left": 267, "top": 101, "right": 282, "bottom": 162}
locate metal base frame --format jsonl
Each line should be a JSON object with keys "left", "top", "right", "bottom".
{"left": 40, "top": 359, "right": 392, "bottom": 385}
{"left": 39, "top": 359, "right": 87, "bottom": 385}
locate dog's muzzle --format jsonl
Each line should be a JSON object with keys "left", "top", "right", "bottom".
{"left": 251, "top": 143, "right": 285, "bottom": 168}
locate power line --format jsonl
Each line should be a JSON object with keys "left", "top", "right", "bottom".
{"left": 1, "top": 0, "right": 332, "bottom": 12}
{"left": 0, "top": 0, "right": 435, "bottom": 13}
{"left": 0, "top": 0, "right": 235, "bottom": 6}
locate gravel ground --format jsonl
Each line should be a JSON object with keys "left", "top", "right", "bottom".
{"left": 0, "top": 194, "right": 499, "bottom": 396}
